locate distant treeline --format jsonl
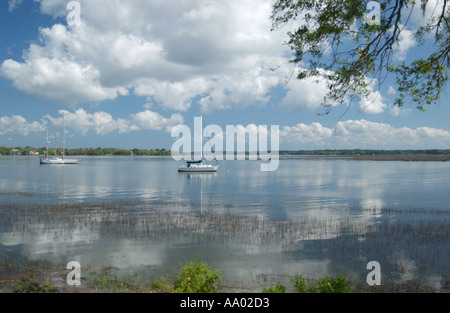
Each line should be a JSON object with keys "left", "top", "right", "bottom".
{"left": 0, "top": 146, "right": 171, "bottom": 156}
{"left": 1, "top": 147, "right": 449, "bottom": 157}
{"left": 280, "top": 149, "right": 450, "bottom": 156}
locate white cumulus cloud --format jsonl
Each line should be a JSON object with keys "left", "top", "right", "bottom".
{"left": 281, "top": 120, "right": 450, "bottom": 149}
{"left": 393, "top": 26, "right": 417, "bottom": 61}
{"left": 2, "top": 0, "right": 289, "bottom": 112}
{"left": 0, "top": 115, "right": 46, "bottom": 136}
{"left": 44, "top": 109, "right": 183, "bottom": 135}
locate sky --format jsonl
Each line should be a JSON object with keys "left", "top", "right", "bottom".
{"left": 0, "top": 0, "right": 449, "bottom": 151}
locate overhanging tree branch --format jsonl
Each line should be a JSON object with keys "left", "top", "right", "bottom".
{"left": 271, "top": 0, "right": 449, "bottom": 113}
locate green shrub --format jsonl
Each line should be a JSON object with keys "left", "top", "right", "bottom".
{"left": 262, "top": 282, "right": 286, "bottom": 293}
{"left": 292, "top": 274, "right": 313, "bottom": 293}
{"left": 173, "top": 261, "right": 222, "bottom": 293}
{"left": 266, "top": 274, "right": 354, "bottom": 294}
{"left": 150, "top": 276, "right": 173, "bottom": 292}
{"left": 313, "top": 275, "right": 354, "bottom": 293}
{"left": 292, "top": 274, "right": 353, "bottom": 293}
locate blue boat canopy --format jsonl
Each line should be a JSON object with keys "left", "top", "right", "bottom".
{"left": 187, "top": 160, "right": 202, "bottom": 164}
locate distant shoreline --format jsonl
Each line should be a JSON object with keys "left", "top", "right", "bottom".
{"left": 280, "top": 154, "right": 450, "bottom": 162}
{"left": 2, "top": 154, "right": 450, "bottom": 161}
{"left": 2, "top": 147, "right": 450, "bottom": 161}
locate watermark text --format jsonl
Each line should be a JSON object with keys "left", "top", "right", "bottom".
{"left": 366, "top": 261, "right": 381, "bottom": 286}
{"left": 67, "top": 261, "right": 81, "bottom": 286}
{"left": 67, "top": 1, "right": 81, "bottom": 26}
{"left": 171, "top": 117, "right": 279, "bottom": 172}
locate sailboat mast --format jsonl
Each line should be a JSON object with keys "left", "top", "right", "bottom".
{"left": 200, "top": 115, "right": 203, "bottom": 160}
{"left": 62, "top": 112, "right": 65, "bottom": 159}
{"left": 46, "top": 129, "right": 49, "bottom": 158}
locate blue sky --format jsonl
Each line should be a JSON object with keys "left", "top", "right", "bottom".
{"left": 1, "top": 0, "right": 449, "bottom": 151}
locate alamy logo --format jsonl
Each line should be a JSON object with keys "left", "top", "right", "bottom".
{"left": 366, "top": 261, "right": 381, "bottom": 286}
{"left": 67, "top": 1, "right": 81, "bottom": 26}
{"left": 67, "top": 261, "right": 81, "bottom": 286}
{"left": 171, "top": 117, "right": 279, "bottom": 172}
{"left": 365, "top": 1, "right": 381, "bottom": 26}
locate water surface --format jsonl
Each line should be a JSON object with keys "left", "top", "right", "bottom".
{"left": 0, "top": 156, "right": 448, "bottom": 290}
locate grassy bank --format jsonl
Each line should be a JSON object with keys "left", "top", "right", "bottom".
{"left": 0, "top": 258, "right": 442, "bottom": 293}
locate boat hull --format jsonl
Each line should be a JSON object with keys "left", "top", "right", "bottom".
{"left": 178, "top": 165, "right": 219, "bottom": 172}
{"left": 40, "top": 158, "right": 78, "bottom": 165}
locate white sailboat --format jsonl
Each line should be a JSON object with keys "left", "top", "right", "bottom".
{"left": 40, "top": 112, "right": 78, "bottom": 165}
{"left": 178, "top": 116, "right": 220, "bottom": 173}
{"left": 178, "top": 160, "right": 219, "bottom": 172}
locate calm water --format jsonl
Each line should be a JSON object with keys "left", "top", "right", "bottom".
{"left": 0, "top": 156, "right": 449, "bottom": 290}
{"left": 2, "top": 156, "right": 450, "bottom": 214}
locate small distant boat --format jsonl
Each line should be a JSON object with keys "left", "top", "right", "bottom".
{"left": 40, "top": 112, "right": 78, "bottom": 165}
{"left": 178, "top": 116, "right": 220, "bottom": 173}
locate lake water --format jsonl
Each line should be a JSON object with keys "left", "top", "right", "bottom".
{"left": 0, "top": 156, "right": 449, "bottom": 291}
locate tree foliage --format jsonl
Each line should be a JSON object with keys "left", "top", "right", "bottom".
{"left": 271, "top": 0, "right": 449, "bottom": 113}
{"left": 0, "top": 146, "right": 171, "bottom": 156}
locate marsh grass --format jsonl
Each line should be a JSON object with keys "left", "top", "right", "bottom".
{"left": 0, "top": 256, "right": 56, "bottom": 276}
{"left": 0, "top": 191, "right": 34, "bottom": 197}
{"left": 0, "top": 201, "right": 448, "bottom": 292}
{"left": 0, "top": 256, "right": 61, "bottom": 293}
{"left": 262, "top": 274, "right": 353, "bottom": 293}
{"left": 93, "top": 274, "right": 144, "bottom": 293}
{"left": 12, "top": 275, "right": 58, "bottom": 293}
{"left": 1, "top": 202, "right": 447, "bottom": 250}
